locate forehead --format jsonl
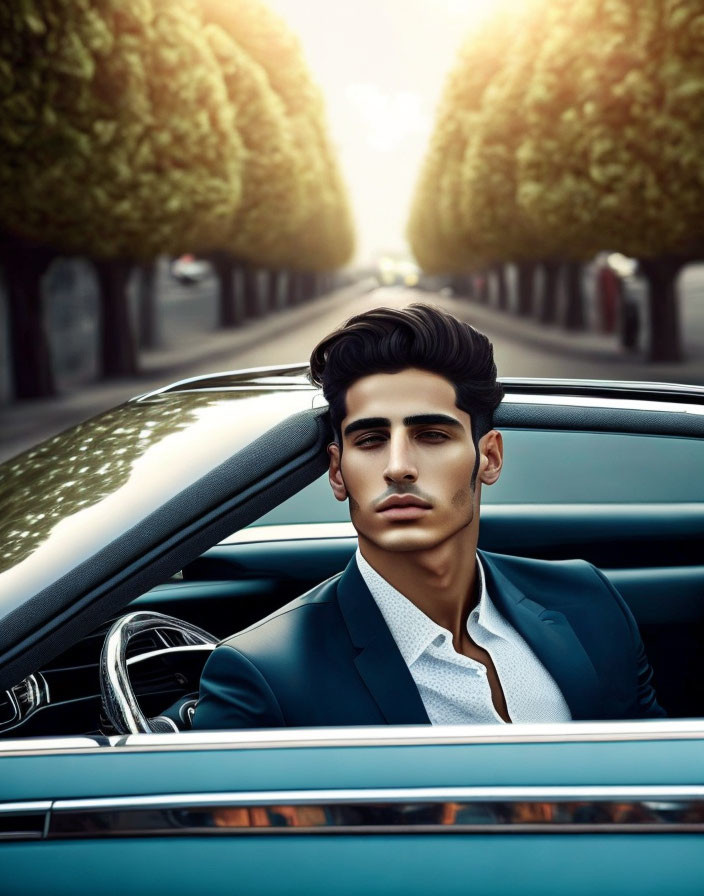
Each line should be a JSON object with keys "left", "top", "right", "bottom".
{"left": 343, "top": 368, "right": 462, "bottom": 420}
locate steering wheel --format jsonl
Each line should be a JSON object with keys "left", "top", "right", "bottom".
{"left": 100, "top": 611, "right": 217, "bottom": 734}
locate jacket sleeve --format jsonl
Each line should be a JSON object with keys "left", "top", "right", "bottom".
{"left": 191, "top": 644, "right": 286, "bottom": 730}
{"left": 590, "top": 566, "right": 666, "bottom": 719}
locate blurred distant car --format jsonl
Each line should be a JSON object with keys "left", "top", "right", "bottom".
{"left": 1, "top": 368, "right": 703, "bottom": 894}
{"left": 376, "top": 255, "right": 420, "bottom": 287}
{"left": 171, "top": 254, "right": 211, "bottom": 284}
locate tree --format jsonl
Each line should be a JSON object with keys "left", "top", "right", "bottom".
{"left": 0, "top": 232, "right": 56, "bottom": 398}
{"left": 0, "top": 0, "right": 243, "bottom": 385}
{"left": 200, "top": 12, "right": 306, "bottom": 324}
{"left": 517, "top": 0, "right": 704, "bottom": 360}
{"left": 200, "top": 0, "right": 354, "bottom": 276}
{"left": 407, "top": 8, "right": 518, "bottom": 275}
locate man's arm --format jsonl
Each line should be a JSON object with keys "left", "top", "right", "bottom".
{"left": 192, "top": 644, "right": 286, "bottom": 730}
{"left": 590, "top": 566, "right": 666, "bottom": 719}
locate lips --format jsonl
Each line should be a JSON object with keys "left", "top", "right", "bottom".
{"left": 376, "top": 494, "right": 432, "bottom": 512}
{"left": 376, "top": 494, "right": 432, "bottom": 520}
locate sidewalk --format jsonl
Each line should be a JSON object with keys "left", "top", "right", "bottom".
{"left": 442, "top": 291, "right": 704, "bottom": 386}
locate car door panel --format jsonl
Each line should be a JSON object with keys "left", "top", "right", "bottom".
{"left": 3, "top": 835, "right": 704, "bottom": 896}
{"left": 2, "top": 728, "right": 704, "bottom": 895}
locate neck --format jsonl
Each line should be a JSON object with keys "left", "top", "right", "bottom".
{"left": 358, "top": 531, "right": 479, "bottom": 644}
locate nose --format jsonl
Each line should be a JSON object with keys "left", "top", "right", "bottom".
{"left": 383, "top": 432, "right": 418, "bottom": 484}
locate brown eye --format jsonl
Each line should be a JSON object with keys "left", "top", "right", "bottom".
{"left": 419, "top": 430, "right": 449, "bottom": 441}
{"left": 356, "top": 433, "right": 386, "bottom": 447}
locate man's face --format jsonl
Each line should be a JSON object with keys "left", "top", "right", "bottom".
{"left": 327, "top": 368, "right": 502, "bottom": 554}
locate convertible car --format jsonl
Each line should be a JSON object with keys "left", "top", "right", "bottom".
{"left": 0, "top": 366, "right": 703, "bottom": 894}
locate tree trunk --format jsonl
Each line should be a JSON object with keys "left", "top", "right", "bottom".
{"left": 475, "top": 270, "right": 489, "bottom": 305}
{"left": 309, "top": 273, "right": 321, "bottom": 300}
{"left": 271, "top": 270, "right": 287, "bottom": 310}
{"left": 494, "top": 263, "right": 508, "bottom": 311}
{"left": 516, "top": 261, "right": 536, "bottom": 316}
{"left": 563, "top": 261, "right": 585, "bottom": 331}
{"left": 291, "top": 271, "right": 305, "bottom": 305}
{"left": 243, "top": 267, "right": 262, "bottom": 318}
{"left": 264, "top": 270, "right": 275, "bottom": 312}
{"left": 0, "top": 238, "right": 56, "bottom": 399}
{"left": 210, "top": 252, "right": 241, "bottom": 327}
{"left": 94, "top": 258, "right": 137, "bottom": 378}
{"left": 540, "top": 260, "right": 561, "bottom": 324}
{"left": 639, "top": 257, "right": 685, "bottom": 362}
{"left": 137, "top": 260, "right": 158, "bottom": 349}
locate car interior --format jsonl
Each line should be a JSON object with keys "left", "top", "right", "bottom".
{"left": 2, "top": 381, "right": 703, "bottom": 738}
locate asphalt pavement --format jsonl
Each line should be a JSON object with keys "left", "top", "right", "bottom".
{"left": 1, "top": 279, "right": 703, "bottom": 464}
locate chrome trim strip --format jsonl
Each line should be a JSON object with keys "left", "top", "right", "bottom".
{"left": 0, "top": 802, "right": 51, "bottom": 813}
{"left": 143, "top": 371, "right": 704, "bottom": 402}
{"left": 499, "top": 378, "right": 704, "bottom": 399}
{"left": 126, "top": 644, "right": 214, "bottom": 666}
{"left": 0, "top": 737, "right": 105, "bottom": 755}
{"left": 504, "top": 394, "right": 704, "bottom": 415}
{"left": 41, "top": 787, "right": 704, "bottom": 838}
{"left": 0, "top": 802, "right": 51, "bottom": 841}
{"left": 223, "top": 523, "right": 356, "bottom": 544}
{"left": 52, "top": 785, "right": 704, "bottom": 812}
{"left": 2, "top": 720, "right": 704, "bottom": 756}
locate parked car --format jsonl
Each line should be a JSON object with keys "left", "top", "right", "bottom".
{"left": 170, "top": 254, "right": 212, "bottom": 284}
{"left": 1, "top": 367, "right": 703, "bottom": 895}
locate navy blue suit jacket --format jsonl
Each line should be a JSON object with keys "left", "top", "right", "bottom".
{"left": 192, "top": 550, "right": 664, "bottom": 729}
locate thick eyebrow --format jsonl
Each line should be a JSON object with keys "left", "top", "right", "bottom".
{"left": 403, "top": 414, "right": 463, "bottom": 429}
{"left": 344, "top": 417, "right": 390, "bottom": 436}
{"left": 343, "top": 413, "right": 463, "bottom": 437}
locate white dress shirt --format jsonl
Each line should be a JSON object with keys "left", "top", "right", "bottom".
{"left": 356, "top": 549, "right": 572, "bottom": 724}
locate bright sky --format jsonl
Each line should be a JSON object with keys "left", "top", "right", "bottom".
{"left": 265, "top": 0, "right": 514, "bottom": 266}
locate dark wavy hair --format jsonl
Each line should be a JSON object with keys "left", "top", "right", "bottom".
{"left": 308, "top": 304, "right": 504, "bottom": 451}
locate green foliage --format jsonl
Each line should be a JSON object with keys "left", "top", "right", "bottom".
{"left": 200, "top": 0, "right": 354, "bottom": 271}
{"left": 409, "top": 0, "right": 704, "bottom": 271}
{"left": 0, "top": 0, "right": 243, "bottom": 260}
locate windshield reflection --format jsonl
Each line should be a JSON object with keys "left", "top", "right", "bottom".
{"left": 0, "top": 388, "right": 316, "bottom": 607}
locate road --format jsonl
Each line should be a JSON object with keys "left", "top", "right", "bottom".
{"left": 165, "top": 282, "right": 704, "bottom": 383}
{"left": 1, "top": 278, "right": 703, "bottom": 463}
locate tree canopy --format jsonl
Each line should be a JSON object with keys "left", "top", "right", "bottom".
{"left": 200, "top": 0, "right": 354, "bottom": 271}
{"left": 0, "top": 0, "right": 244, "bottom": 260}
{"left": 408, "top": 0, "right": 704, "bottom": 269}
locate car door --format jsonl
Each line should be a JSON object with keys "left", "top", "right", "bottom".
{"left": 1, "top": 722, "right": 704, "bottom": 895}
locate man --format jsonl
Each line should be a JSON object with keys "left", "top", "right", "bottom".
{"left": 193, "top": 304, "right": 663, "bottom": 729}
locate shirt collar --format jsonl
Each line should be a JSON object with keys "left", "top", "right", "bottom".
{"left": 355, "top": 549, "right": 491, "bottom": 667}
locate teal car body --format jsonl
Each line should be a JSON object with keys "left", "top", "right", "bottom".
{"left": 0, "top": 368, "right": 703, "bottom": 895}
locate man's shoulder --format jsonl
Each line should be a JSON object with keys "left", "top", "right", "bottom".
{"left": 479, "top": 548, "right": 636, "bottom": 641}
{"left": 220, "top": 571, "right": 343, "bottom": 650}
{"left": 480, "top": 549, "right": 597, "bottom": 581}
{"left": 478, "top": 549, "right": 615, "bottom": 603}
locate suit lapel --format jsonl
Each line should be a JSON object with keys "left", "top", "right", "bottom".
{"left": 478, "top": 551, "right": 603, "bottom": 720}
{"left": 336, "top": 557, "right": 430, "bottom": 725}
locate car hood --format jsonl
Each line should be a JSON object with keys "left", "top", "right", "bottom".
{"left": 0, "top": 365, "right": 330, "bottom": 689}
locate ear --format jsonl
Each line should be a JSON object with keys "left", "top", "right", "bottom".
{"left": 327, "top": 442, "right": 348, "bottom": 501}
{"left": 478, "top": 430, "right": 503, "bottom": 486}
